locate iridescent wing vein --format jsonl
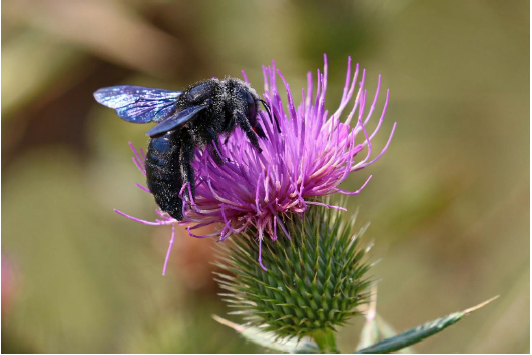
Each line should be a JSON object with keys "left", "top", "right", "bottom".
{"left": 93, "top": 85, "right": 182, "bottom": 123}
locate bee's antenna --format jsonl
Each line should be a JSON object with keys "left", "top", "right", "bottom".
{"left": 260, "top": 99, "right": 281, "bottom": 133}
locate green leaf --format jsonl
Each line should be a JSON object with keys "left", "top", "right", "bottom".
{"left": 356, "top": 284, "right": 413, "bottom": 354}
{"left": 355, "top": 296, "right": 498, "bottom": 354}
{"left": 375, "top": 315, "right": 413, "bottom": 353}
{"left": 213, "top": 315, "right": 320, "bottom": 354}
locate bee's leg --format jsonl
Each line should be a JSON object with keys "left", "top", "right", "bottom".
{"left": 223, "top": 114, "right": 236, "bottom": 145}
{"left": 235, "top": 112, "right": 262, "bottom": 153}
{"left": 205, "top": 127, "right": 226, "bottom": 165}
{"left": 180, "top": 130, "right": 196, "bottom": 200}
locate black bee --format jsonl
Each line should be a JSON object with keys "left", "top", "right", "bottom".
{"left": 94, "top": 77, "right": 276, "bottom": 220}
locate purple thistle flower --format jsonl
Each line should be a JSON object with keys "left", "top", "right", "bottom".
{"left": 117, "top": 55, "right": 396, "bottom": 273}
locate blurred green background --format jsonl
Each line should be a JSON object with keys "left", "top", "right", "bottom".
{"left": 2, "top": 0, "right": 529, "bottom": 353}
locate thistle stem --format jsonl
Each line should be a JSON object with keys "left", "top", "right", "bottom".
{"left": 313, "top": 328, "right": 339, "bottom": 354}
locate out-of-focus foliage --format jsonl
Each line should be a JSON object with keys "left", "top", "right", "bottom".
{"left": 2, "top": 0, "right": 529, "bottom": 353}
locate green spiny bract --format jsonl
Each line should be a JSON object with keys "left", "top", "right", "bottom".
{"left": 215, "top": 206, "right": 372, "bottom": 339}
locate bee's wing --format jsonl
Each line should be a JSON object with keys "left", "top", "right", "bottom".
{"left": 146, "top": 105, "right": 208, "bottom": 137}
{"left": 93, "top": 85, "right": 182, "bottom": 123}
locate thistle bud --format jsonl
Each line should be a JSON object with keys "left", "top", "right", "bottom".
{"left": 216, "top": 207, "right": 371, "bottom": 340}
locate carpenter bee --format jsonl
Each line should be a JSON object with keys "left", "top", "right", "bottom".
{"left": 94, "top": 77, "right": 276, "bottom": 220}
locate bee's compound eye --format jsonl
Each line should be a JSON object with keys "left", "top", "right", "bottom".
{"left": 244, "top": 91, "right": 257, "bottom": 119}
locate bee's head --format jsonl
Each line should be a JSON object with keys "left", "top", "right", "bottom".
{"left": 232, "top": 79, "right": 276, "bottom": 138}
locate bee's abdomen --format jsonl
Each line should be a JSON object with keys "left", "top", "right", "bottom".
{"left": 145, "top": 134, "right": 184, "bottom": 220}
